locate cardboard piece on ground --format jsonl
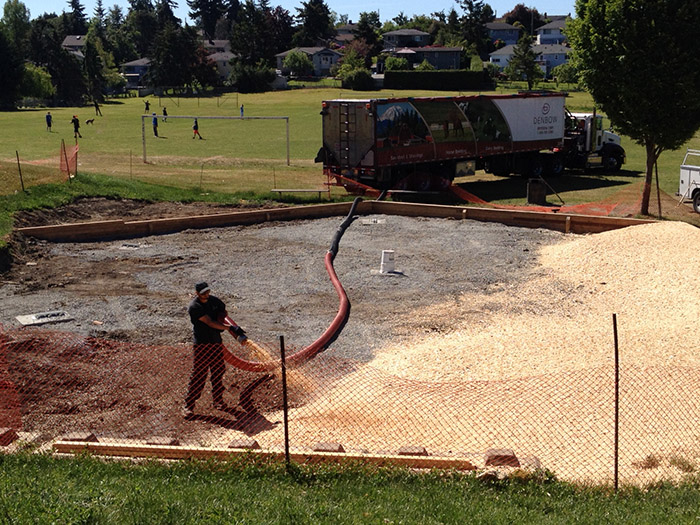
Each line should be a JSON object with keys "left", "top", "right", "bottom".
{"left": 16, "top": 310, "right": 73, "bottom": 326}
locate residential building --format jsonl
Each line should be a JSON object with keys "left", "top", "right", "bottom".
{"left": 392, "top": 46, "right": 462, "bottom": 70}
{"left": 536, "top": 18, "right": 568, "bottom": 45}
{"left": 121, "top": 58, "right": 151, "bottom": 88}
{"left": 486, "top": 22, "right": 521, "bottom": 46}
{"left": 275, "top": 47, "right": 342, "bottom": 76}
{"left": 383, "top": 29, "right": 431, "bottom": 50}
{"left": 489, "top": 43, "right": 571, "bottom": 77}
{"left": 61, "top": 35, "right": 86, "bottom": 59}
{"left": 208, "top": 52, "right": 235, "bottom": 82}
{"left": 333, "top": 21, "right": 358, "bottom": 47}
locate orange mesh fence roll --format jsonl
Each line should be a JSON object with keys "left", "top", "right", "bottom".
{"left": 2, "top": 327, "right": 700, "bottom": 486}
{"left": 59, "top": 143, "right": 79, "bottom": 178}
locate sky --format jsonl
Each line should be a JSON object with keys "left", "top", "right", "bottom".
{"left": 19, "top": 0, "right": 576, "bottom": 27}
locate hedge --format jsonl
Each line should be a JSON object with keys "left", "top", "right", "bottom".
{"left": 383, "top": 70, "right": 494, "bottom": 91}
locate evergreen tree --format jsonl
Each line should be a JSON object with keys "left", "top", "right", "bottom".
{"left": 66, "top": 0, "right": 88, "bottom": 33}
{"left": 0, "top": 25, "right": 22, "bottom": 108}
{"left": 457, "top": 0, "right": 493, "bottom": 58}
{"left": 504, "top": 33, "right": 542, "bottom": 89}
{"left": 187, "top": 0, "right": 225, "bottom": 39}
{"left": 292, "top": 0, "right": 334, "bottom": 47}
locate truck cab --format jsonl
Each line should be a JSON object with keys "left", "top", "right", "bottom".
{"left": 564, "top": 112, "right": 625, "bottom": 172}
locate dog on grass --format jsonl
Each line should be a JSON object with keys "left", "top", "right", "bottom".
{"left": 85, "top": 118, "right": 95, "bottom": 125}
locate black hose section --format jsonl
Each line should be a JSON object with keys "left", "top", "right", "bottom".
{"left": 377, "top": 189, "right": 389, "bottom": 201}
{"left": 328, "top": 197, "right": 362, "bottom": 259}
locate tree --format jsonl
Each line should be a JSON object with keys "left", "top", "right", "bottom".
{"left": 0, "top": 26, "right": 22, "bottom": 108}
{"left": 292, "top": 0, "right": 334, "bottom": 47}
{"left": 415, "top": 59, "right": 435, "bottom": 71}
{"left": 282, "top": 49, "right": 313, "bottom": 76}
{"left": 568, "top": 0, "right": 700, "bottom": 215}
{"left": 503, "top": 3, "right": 544, "bottom": 35}
{"left": 353, "top": 11, "right": 380, "bottom": 68}
{"left": 66, "top": 0, "right": 88, "bottom": 34}
{"left": 18, "top": 62, "right": 56, "bottom": 99}
{"left": 187, "top": 0, "right": 225, "bottom": 40}
{"left": 551, "top": 62, "right": 578, "bottom": 85}
{"left": 1, "top": 0, "right": 31, "bottom": 58}
{"left": 457, "top": 0, "right": 493, "bottom": 58}
{"left": 148, "top": 22, "right": 199, "bottom": 88}
{"left": 504, "top": 33, "right": 542, "bottom": 89}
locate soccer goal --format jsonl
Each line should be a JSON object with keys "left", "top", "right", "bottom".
{"left": 139, "top": 114, "right": 290, "bottom": 165}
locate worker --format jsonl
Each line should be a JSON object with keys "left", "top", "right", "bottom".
{"left": 183, "top": 282, "right": 246, "bottom": 418}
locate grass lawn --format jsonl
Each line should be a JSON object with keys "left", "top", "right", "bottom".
{"left": 2, "top": 453, "right": 700, "bottom": 524}
{"left": 0, "top": 85, "right": 698, "bottom": 246}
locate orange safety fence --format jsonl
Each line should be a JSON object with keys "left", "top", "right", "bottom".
{"left": 2, "top": 326, "right": 700, "bottom": 486}
{"left": 59, "top": 142, "right": 79, "bottom": 179}
{"left": 449, "top": 181, "right": 645, "bottom": 217}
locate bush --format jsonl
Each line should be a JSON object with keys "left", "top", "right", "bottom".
{"left": 383, "top": 70, "right": 493, "bottom": 91}
{"left": 228, "top": 61, "right": 276, "bottom": 93}
{"left": 415, "top": 59, "right": 436, "bottom": 71}
{"left": 342, "top": 68, "right": 375, "bottom": 90}
{"left": 384, "top": 57, "right": 409, "bottom": 71}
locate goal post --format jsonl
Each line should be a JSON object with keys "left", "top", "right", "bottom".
{"left": 140, "top": 114, "right": 290, "bottom": 165}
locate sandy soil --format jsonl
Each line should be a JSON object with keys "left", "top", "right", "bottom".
{"left": 2, "top": 194, "right": 700, "bottom": 485}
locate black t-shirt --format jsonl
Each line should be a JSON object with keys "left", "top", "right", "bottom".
{"left": 188, "top": 295, "right": 226, "bottom": 344}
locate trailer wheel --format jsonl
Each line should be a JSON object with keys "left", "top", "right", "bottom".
{"left": 693, "top": 192, "right": 700, "bottom": 213}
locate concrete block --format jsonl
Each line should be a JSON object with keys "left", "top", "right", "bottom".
{"left": 61, "top": 432, "right": 98, "bottom": 443}
{"left": 397, "top": 445, "right": 428, "bottom": 456}
{"left": 0, "top": 428, "right": 18, "bottom": 446}
{"left": 228, "top": 438, "right": 260, "bottom": 450}
{"left": 313, "top": 442, "right": 345, "bottom": 453}
{"left": 484, "top": 448, "right": 520, "bottom": 468}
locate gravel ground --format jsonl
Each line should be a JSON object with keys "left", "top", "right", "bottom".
{"left": 1, "top": 211, "right": 565, "bottom": 358}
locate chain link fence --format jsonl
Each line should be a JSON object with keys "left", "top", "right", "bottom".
{"left": 2, "top": 325, "right": 699, "bottom": 486}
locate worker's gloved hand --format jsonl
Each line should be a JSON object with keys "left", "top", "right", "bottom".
{"left": 229, "top": 325, "right": 247, "bottom": 343}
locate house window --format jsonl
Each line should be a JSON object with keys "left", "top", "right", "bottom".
{"left": 493, "top": 58, "right": 500, "bottom": 63}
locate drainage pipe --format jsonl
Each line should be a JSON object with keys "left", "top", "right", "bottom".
{"left": 222, "top": 198, "right": 361, "bottom": 372}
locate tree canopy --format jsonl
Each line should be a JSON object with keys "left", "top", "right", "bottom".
{"left": 568, "top": 0, "right": 700, "bottom": 215}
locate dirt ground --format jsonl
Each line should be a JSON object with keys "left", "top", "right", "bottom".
{"left": 2, "top": 193, "right": 700, "bottom": 484}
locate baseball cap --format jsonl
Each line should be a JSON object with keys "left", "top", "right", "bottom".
{"left": 195, "top": 282, "right": 211, "bottom": 294}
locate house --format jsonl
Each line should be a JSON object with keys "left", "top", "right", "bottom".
{"left": 391, "top": 46, "right": 462, "bottom": 70}
{"left": 203, "top": 39, "right": 231, "bottom": 54}
{"left": 121, "top": 58, "right": 151, "bottom": 88}
{"left": 536, "top": 18, "right": 568, "bottom": 45}
{"left": 382, "top": 29, "right": 431, "bottom": 50}
{"left": 275, "top": 47, "right": 342, "bottom": 77}
{"left": 486, "top": 22, "right": 522, "bottom": 46}
{"left": 208, "top": 52, "right": 235, "bottom": 82}
{"left": 61, "top": 35, "right": 86, "bottom": 59}
{"left": 488, "top": 43, "right": 571, "bottom": 77}
{"left": 333, "top": 21, "right": 358, "bottom": 47}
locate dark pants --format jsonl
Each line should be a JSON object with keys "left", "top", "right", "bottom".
{"left": 185, "top": 343, "right": 226, "bottom": 409}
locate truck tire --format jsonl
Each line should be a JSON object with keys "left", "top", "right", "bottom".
{"left": 693, "top": 192, "right": 700, "bottom": 213}
{"left": 603, "top": 154, "right": 623, "bottom": 172}
{"left": 543, "top": 154, "right": 565, "bottom": 177}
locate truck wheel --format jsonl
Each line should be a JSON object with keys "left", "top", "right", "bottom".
{"left": 603, "top": 155, "right": 622, "bottom": 172}
{"left": 544, "top": 155, "right": 565, "bottom": 177}
{"left": 693, "top": 192, "right": 700, "bottom": 213}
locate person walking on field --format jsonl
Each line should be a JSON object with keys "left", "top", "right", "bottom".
{"left": 192, "top": 118, "right": 203, "bottom": 139}
{"left": 71, "top": 115, "right": 82, "bottom": 138}
{"left": 144, "top": 99, "right": 150, "bottom": 112}
{"left": 152, "top": 112, "right": 158, "bottom": 137}
{"left": 45, "top": 111, "right": 52, "bottom": 132}
{"left": 183, "top": 282, "right": 247, "bottom": 419}
{"left": 162, "top": 106, "right": 168, "bottom": 122}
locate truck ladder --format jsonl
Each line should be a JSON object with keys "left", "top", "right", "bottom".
{"left": 338, "top": 103, "right": 355, "bottom": 169}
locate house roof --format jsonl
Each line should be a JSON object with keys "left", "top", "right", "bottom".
{"left": 486, "top": 22, "right": 520, "bottom": 31}
{"left": 275, "top": 47, "right": 342, "bottom": 58}
{"left": 62, "top": 35, "right": 87, "bottom": 48}
{"left": 121, "top": 58, "right": 152, "bottom": 67}
{"left": 403, "top": 46, "right": 462, "bottom": 53}
{"left": 383, "top": 29, "right": 430, "bottom": 37}
{"left": 537, "top": 18, "right": 568, "bottom": 31}
{"left": 489, "top": 43, "right": 570, "bottom": 56}
{"left": 208, "top": 51, "right": 235, "bottom": 62}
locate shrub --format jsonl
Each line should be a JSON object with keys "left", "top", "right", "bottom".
{"left": 342, "top": 68, "right": 374, "bottom": 90}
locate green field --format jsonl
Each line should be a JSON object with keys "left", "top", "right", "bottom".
{"left": 1, "top": 86, "right": 698, "bottom": 209}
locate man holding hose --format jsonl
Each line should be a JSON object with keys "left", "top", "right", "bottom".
{"left": 183, "top": 281, "right": 247, "bottom": 419}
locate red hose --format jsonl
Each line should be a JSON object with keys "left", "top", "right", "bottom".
{"left": 222, "top": 251, "right": 349, "bottom": 372}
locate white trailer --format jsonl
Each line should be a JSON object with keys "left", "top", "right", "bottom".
{"left": 677, "top": 149, "right": 700, "bottom": 212}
